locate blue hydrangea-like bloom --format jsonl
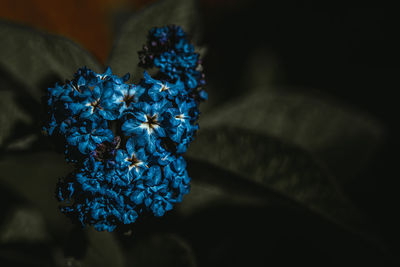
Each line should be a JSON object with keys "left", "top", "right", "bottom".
{"left": 138, "top": 25, "right": 207, "bottom": 101}
{"left": 44, "top": 25, "right": 206, "bottom": 231}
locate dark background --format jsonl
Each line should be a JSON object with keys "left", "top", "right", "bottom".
{"left": 1, "top": 1, "right": 399, "bottom": 266}
{"left": 201, "top": 2, "right": 400, "bottom": 254}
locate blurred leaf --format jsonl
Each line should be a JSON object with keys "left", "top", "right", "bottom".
{"left": 0, "top": 185, "right": 54, "bottom": 266}
{"left": 187, "top": 127, "right": 386, "bottom": 244}
{"left": 0, "top": 244, "right": 54, "bottom": 267}
{"left": 52, "top": 228, "right": 125, "bottom": 267}
{"left": 107, "top": 0, "right": 200, "bottom": 79}
{"left": 0, "top": 207, "right": 50, "bottom": 244}
{"left": 199, "top": 89, "right": 384, "bottom": 181}
{"left": 180, "top": 158, "right": 293, "bottom": 218}
{"left": 174, "top": 159, "right": 391, "bottom": 266}
{"left": 0, "top": 153, "right": 125, "bottom": 267}
{"left": 0, "top": 152, "right": 73, "bottom": 240}
{"left": 125, "top": 233, "right": 196, "bottom": 267}
{"left": 82, "top": 229, "right": 125, "bottom": 267}
{"left": 0, "top": 19, "right": 102, "bottom": 102}
{"left": 0, "top": 67, "right": 43, "bottom": 151}
{"left": 0, "top": 19, "right": 103, "bottom": 151}
{"left": 0, "top": 90, "right": 32, "bottom": 148}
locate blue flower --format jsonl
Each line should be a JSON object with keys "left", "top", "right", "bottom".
{"left": 144, "top": 71, "right": 185, "bottom": 101}
{"left": 47, "top": 24, "right": 206, "bottom": 232}
{"left": 152, "top": 140, "right": 176, "bottom": 166}
{"left": 149, "top": 195, "right": 174, "bottom": 217}
{"left": 165, "top": 98, "right": 195, "bottom": 142}
{"left": 111, "top": 83, "right": 146, "bottom": 114}
{"left": 122, "top": 208, "right": 139, "bottom": 224}
{"left": 128, "top": 184, "right": 147, "bottom": 205}
{"left": 92, "top": 136, "right": 121, "bottom": 167}
{"left": 66, "top": 120, "right": 114, "bottom": 154}
{"left": 121, "top": 100, "right": 170, "bottom": 152}
{"left": 115, "top": 137, "right": 148, "bottom": 182}
{"left": 143, "top": 165, "right": 162, "bottom": 187}
{"left": 57, "top": 158, "right": 140, "bottom": 232}
{"left": 138, "top": 25, "right": 207, "bottom": 100}
{"left": 77, "top": 83, "right": 119, "bottom": 121}
{"left": 164, "top": 156, "right": 191, "bottom": 199}
{"left": 176, "top": 133, "right": 197, "bottom": 154}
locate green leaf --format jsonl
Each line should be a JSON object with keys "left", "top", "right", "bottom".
{"left": 186, "top": 127, "right": 387, "bottom": 246}
{"left": 0, "top": 152, "right": 73, "bottom": 239}
{"left": 52, "top": 228, "right": 124, "bottom": 267}
{"left": 0, "top": 20, "right": 102, "bottom": 150}
{"left": 0, "top": 153, "right": 125, "bottom": 267}
{"left": 81, "top": 229, "right": 125, "bottom": 267}
{"left": 176, "top": 159, "right": 391, "bottom": 265}
{"left": 0, "top": 19, "right": 102, "bottom": 102}
{"left": 125, "top": 233, "right": 196, "bottom": 267}
{"left": 0, "top": 90, "right": 32, "bottom": 148}
{"left": 0, "top": 244, "right": 54, "bottom": 267}
{"left": 0, "top": 67, "right": 39, "bottom": 150}
{"left": 0, "top": 185, "right": 54, "bottom": 266}
{"left": 199, "top": 89, "right": 384, "bottom": 182}
{"left": 107, "top": 0, "right": 200, "bottom": 79}
{"left": 0, "top": 207, "right": 50, "bottom": 244}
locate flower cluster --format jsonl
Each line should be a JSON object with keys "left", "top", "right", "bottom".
{"left": 44, "top": 25, "right": 205, "bottom": 231}
{"left": 138, "top": 25, "right": 207, "bottom": 101}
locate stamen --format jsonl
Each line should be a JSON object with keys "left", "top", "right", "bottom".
{"left": 70, "top": 82, "right": 81, "bottom": 93}
{"left": 91, "top": 99, "right": 103, "bottom": 110}
{"left": 159, "top": 83, "right": 169, "bottom": 92}
{"left": 126, "top": 154, "right": 142, "bottom": 171}
{"left": 123, "top": 93, "right": 135, "bottom": 107}
{"left": 175, "top": 114, "right": 185, "bottom": 121}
